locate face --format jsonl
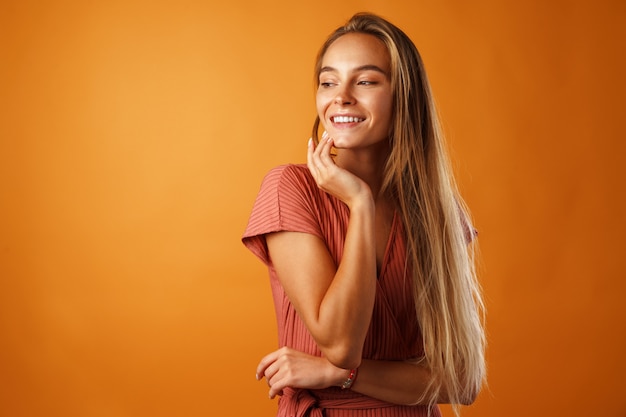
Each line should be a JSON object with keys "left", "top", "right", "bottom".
{"left": 316, "top": 33, "right": 393, "bottom": 151}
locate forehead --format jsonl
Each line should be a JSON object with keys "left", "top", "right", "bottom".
{"left": 322, "top": 33, "right": 390, "bottom": 71}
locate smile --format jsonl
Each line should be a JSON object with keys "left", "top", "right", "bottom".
{"left": 332, "top": 116, "right": 365, "bottom": 123}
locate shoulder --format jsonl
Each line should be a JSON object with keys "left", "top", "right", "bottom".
{"left": 249, "top": 163, "right": 321, "bottom": 213}
{"left": 262, "top": 164, "right": 312, "bottom": 187}
{"left": 242, "top": 164, "right": 324, "bottom": 263}
{"left": 258, "top": 164, "right": 317, "bottom": 199}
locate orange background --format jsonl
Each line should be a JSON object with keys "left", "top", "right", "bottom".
{"left": 1, "top": 1, "right": 625, "bottom": 416}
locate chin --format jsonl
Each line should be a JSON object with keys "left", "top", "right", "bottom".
{"left": 327, "top": 130, "right": 355, "bottom": 143}
{"left": 328, "top": 137, "right": 352, "bottom": 149}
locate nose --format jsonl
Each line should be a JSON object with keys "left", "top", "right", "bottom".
{"left": 334, "top": 85, "right": 355, "bottom": 105}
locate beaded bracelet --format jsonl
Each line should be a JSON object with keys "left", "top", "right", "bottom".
{"left": 341, "top": 368, "right": 358, "bottom": 389}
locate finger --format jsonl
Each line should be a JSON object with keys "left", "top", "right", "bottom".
{"left": 263, "top": 359, "right": 281, "bottom": 382}
{"left": 312, "top": 136, "right": 332, "bottom": 174}
{"left": 314, "top": 132, "right": 331, "bottom": 158}
{"left": 267, "top": 368, "right": 291, "bottom": 399}
{"left": 306, "top": 138, "right": 318, "bottom": 178}
{"left": 318, "top": 137, "right": 335, "bottom": 167}
{"left": 269, "top": 378, "right": 286, "bottom": 399}
{"left": 256, "top": 350, "right": 279, "bottom": 380}
{"left": 309, "top": 137, "right": 331, "bottom": 183}
{"left": 262, "top": 346, "right": 293, "bottom": 381}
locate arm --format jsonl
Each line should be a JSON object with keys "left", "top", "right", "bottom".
{"left": 265, "top": 136, "right": 377, "bottom": 369}
{"left": 256, "top": 347, "right": 477, "bottom": 405}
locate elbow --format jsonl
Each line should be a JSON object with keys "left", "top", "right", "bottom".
{"left": 322, "top": 343, "right": 362, "bottom": 370}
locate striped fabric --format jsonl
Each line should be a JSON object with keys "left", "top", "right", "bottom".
{"left": 243, "top": 164, "right": 440, "bottom": 417}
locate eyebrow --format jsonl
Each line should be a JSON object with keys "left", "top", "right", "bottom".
{"left": 319, "top": 65, "right": 389, "bottom": 77}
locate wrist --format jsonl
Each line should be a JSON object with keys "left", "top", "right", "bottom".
{"left": 338, "top": 368, "right": 359, "bottom": 390}
{"left": 350, "top": 193, "right": 375, "bottom": 211}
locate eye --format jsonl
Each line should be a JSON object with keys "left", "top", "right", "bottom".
{"left": 357, "top": 80, "right": 377, "bottom": 86}
{"left": 319, "top": 81, "right": 336, "bottom": 88}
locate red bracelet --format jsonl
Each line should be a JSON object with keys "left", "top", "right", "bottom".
{"left": 341, "top": 368, "right": 358, "bottom": 389}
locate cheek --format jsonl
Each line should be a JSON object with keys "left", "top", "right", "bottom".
{"left": 380, "top": 95, "right": 394, "bottom": 125}
{"left": 373, "top": 97, "right": 393, "bottom": 126}
{"left": 315, "top": 93, "right": 328, "bottom": 119}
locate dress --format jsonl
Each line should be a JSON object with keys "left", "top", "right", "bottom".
{"left": 243, "top": 164, "right": 440, "bottom": 417}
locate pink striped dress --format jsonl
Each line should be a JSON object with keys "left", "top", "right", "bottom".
{"left": 243, "top": 164, "right": 440, "bottom": 417}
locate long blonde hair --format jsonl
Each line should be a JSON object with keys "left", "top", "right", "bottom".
{"left": 312, "top": 13, "right": 485, "bottom": 413}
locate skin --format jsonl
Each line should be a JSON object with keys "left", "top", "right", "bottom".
{"left": 255, "top": 33, "right": 460, "bottom": 406}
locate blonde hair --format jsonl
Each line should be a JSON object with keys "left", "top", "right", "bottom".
{"left": 312, "top": 13, "right": 486, "bottom": 413}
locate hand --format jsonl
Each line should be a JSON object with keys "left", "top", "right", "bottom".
{"left": 256, "top": 347, "right": 345, "bottom": 399}
{"left": 307, "top": 132, "right": 372, "bottom": 209}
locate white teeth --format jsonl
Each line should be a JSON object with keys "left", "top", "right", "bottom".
{"left": 333, "top": 116, "right": 363, "bottom": 123}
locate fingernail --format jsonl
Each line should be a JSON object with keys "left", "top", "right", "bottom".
{"left": 308, "top": 138, "right": 312, "bottom": 147}
{"left": 322, "top": 131, "right": 328, "bottom": 138}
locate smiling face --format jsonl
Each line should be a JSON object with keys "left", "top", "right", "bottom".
{"left": 316, "top": 33, "right": 394, "bottom": 152}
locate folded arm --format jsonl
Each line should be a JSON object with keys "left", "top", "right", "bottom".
{"left": 256, "top": 347, "right": 477, "bottom": 405}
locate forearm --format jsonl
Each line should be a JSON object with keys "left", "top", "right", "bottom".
{"left": 349, "top": 359, "right": 443, "bottom": 406}
{"left": 258, "top": 349, "right": 468, "bottom": 406}
{"left": 315, "top": 197, "right": 377, "bottom": 367}
{"left": 266, "top": 196, "right": 377, "bottom": 369}
{"left": 258, "top": 348, "right": 438, "bottom": 404}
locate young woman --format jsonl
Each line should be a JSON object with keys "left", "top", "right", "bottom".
{"left": 243, "top": 12, "right": 485, "bottom": 417}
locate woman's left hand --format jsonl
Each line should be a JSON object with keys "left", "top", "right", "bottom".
{"left": 255, "top": 347, "right": 346, "bottom": 399}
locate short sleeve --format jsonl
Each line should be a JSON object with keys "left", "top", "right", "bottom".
{"left": 242, "top": 164, "right": 323, "bottom": 266}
